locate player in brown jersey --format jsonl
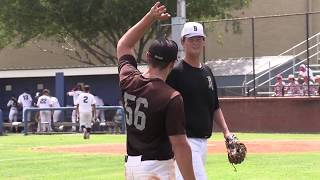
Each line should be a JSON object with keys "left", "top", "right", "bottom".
{"left": 117, "top": 2, "right": 195, "bottom": 180}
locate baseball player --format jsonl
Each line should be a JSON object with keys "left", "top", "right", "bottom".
{"left": 17, "top": 89, "right": 33, "bottom": 122}
{"left": 76, "top": 85, "right": 96, "bottom": 139}
{"left": 117, "top": 2, "right": 195, "bottom": 180}
{"left": 36, "top": 89, "right": 53, "bottom": 132}
{"left": 67, "top": 84, "right": 83, "bottom": 132}
{"left": 285, "top": 74, "right": 301, "bottom": 96}
{"left": 50, "top": 96, "right": 61, "bottom": 123}
{"left": 167, "top": 21, "right": 234, "bottom": 180}
{"left": 274, "top": 74, "right": 286, "bottom": 96}
{"left": 94, "top": 95, "right": 105, "bottom": 123}
{"left": 7, "top": 96, "right": 19, "bottom": 123}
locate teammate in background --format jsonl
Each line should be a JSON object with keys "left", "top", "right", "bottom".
{"left": 7, "top": 95, "right": 19, "bottom": 123}
{"left": 94, "top": 95, "right": 105, "bottom": 123}
{"left": 17, "top": 89, "right": 33, "bottom": 122}
{"left": 314, "top": 75, "right": 320, "bottom": 95}
{"left": 76, "top": 85, "right": 96, "bottom": 139}
{"left": 166, "top": 21, "right": 235, "bottom": 180}
{"left": 113, "top": 99, "right": 123, "bottom": 134}
{"left": 302, "top": 75, "right": 316, "bottom": 96}
{"left": 299, "top": 64, "right": 314, "bottom": 82}
{"left": 285, "top": 74, "right": 302, "bottom": 96}
{"left": 117, "top": 2, "right": 195, "bottom": 180}
{"left": 273, "top": 74, "right": 286, "bottom": 96}
{"left": 67, "top": 84, "right": 83, "bottom": 132}
{"left": 36, "top": 89, "right": 52, "bottom": 132}
{"left": 50, "top": 96, "right": 62, "bottom": 123}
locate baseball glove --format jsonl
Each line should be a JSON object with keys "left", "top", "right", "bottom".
{"left": 225, "top": 134, "right": 247, "bottom": 169}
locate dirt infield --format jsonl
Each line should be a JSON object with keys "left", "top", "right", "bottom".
{"left": 36, "top": 140, "right": 320, "bottom": 154}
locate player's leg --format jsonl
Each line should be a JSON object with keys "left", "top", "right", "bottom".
{"left": 39, "top": 111, "right": 45, "bottom": 132}
{"left": 13, "top": 110, "right": 18, "bottom": 122}
{"left": 53, "top": 110, "right": 61, "bottom": 123}
{"left": 45, "top": 111, "right": 52, "bottom": 132}
{"left": 80, "top": 112, "right": 91, "bottom": 139}
{"left": 71, "top": 109, "right": 77, "bottom": 132}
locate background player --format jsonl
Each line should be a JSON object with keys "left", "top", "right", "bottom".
{"left": 76, "top": 85, "right": 96, "bottom": 139}
{"left": 36, "top": 89, "right": 52, "bottom": 132}
{"left": 50, "top": 95, "right": 62, "bottom": 124}
{"left": 167, "top": 21, "right": 235, "bottom": 180}
{"left": 7, "top": 95, "right": 19, "bottom": 123}
{"left": 117, "top": 2, "right": 195, "bottom": 180}
{"left": 17, "top": 89, "right": 33, "bottom": 122}
{"left": 67, "top": 84, "right": 83, "bottom": 132}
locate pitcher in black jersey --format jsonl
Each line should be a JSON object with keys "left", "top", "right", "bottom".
{"left": 167, "top": 22, "right": 236, "bottom": 180}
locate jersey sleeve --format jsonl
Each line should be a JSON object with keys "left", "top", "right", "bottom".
{"left": 67, "top": 91, "right": 75, "bottom": 96}
{"left": 204, "top": 65, "right": 220, "bottom": 111}
{"left": 91, "top": 95, "right": 96, "bottom": 105}
{"left": 118, "top": 55, "right": 141, "bottom": 90}
{"left": 166, "top": 69, "right": 178, "bottom": 90}
{"left": 7, "top": 100, "right": 11, "bottom": 107}
{"left": 75, "top": 95, "right": 80, "bottom": 105}
{"left": 36, "top": 98, "right": 40, "bottom": 107}
{"left": 17, "top": 96, "right": 22, "bottom": 104}
{"left": 165, "top": 93, "right": 186, "bottom": 136}
{"left": 212, "top": 75, "right": 220, "bottom": 111}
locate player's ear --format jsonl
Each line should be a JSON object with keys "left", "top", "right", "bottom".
{"left": 146, "top": 51, "right": 152, "bottom": 63}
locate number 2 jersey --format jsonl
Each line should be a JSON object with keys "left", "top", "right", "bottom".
{"left": 76, "top": 93, "right": 96, "bottom": 113}
{"left": 118, "top": 55, "right": 186, "bottom": 160}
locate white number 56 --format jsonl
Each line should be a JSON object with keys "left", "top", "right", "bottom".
{"left": 124, "top": 92, "right": 148, "bottom": 131}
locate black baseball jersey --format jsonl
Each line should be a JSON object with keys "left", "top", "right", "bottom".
{"left": 118, "top": 55, "right": 186, "bottom": 160}
{"left": 166, "top": 60, "right": 220, "bottom": 139}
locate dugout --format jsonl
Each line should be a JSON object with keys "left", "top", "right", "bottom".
{"left": 0, "top": 66, "right": 133, "bottom": 122}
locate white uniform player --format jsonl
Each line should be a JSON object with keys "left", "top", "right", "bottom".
{"left": 36, "top": 89, "right": 52, "bottom": 132}
{"left": 50, "top": 96, "right": 61, "bottom": 123}
{"left": 17, "top": 91, "right": 33, "bottom": 122}
{"left": 94, "top": 95, "right": 105, "bottom": 123}
{"left": 7, "top": 97, "right": 19, "bottom": 123}
{"left": 67, "top": 85, "right": 83, "bottom": 131}
{"left": 76, "top": 85, "right": 96, "bottom": 139}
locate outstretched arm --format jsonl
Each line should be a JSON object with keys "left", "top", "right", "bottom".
{"left": 116, "top": 2, "right": 171, "bottom": 59}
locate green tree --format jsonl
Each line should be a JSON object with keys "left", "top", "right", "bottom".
{"left": 0, "top": 0, "right": 250, "bottom": 65}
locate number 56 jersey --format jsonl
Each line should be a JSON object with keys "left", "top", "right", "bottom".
{"left": 118, "top": 55, "right": 186, "bottom": 159}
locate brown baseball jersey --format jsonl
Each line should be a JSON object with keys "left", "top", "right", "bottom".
{"left": 118, "top": 55, "right": 186, "bottom": 160}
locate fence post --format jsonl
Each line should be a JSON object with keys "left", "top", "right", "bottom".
{"left": 306, "top": 12, "right": 311, "bottom": 96}
{"left": 251, "top": 17, "right": 256, "bottom": 96}
{"left": 0, "top": 109, "right": 3, "bottom": 135}
{"left": 120, "top": 107, "right": 126, "bottom": 134}
{"left": 23, "top": 108, "right": 29, "bottom": 136}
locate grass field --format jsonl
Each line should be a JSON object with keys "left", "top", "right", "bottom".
{"left": 0, "top": 133, "right": 320, "bottom": 180}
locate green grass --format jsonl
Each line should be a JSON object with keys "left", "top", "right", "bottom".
{"left": 0, "top": 133, "right": 319, "bottom": 180}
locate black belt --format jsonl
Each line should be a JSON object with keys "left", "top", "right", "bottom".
{"left": 124, "top": 155, "right": 171, "bottom": 162}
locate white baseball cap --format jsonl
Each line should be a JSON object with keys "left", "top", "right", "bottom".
{"left": 181, "top": 22, "right": 206, "bottom": 38}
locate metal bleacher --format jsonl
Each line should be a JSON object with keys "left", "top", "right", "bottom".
{"left": 244, "top": 31, "right": 320, "bottom": 96}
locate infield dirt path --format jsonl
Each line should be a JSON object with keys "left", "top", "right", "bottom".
{"left": 36, "top": 140, "right": 320, "bottom": 154}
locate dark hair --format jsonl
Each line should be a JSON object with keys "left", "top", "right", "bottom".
{"left": 148, "top": 38, "right": 178, "bottom": 70}
{"left": 84, "top": 85, "right": 90, "bottom": 92}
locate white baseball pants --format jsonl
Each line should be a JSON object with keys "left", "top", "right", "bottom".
{"left": 79, "top": 112, "right": 93, "bottom": 128}
{"left": 176, "top": 138, "right": 208, "bottom": 180}
{"left": 125, "top": 156, "right": 175, "bottom": 180}
{"left": 8, "top": 109, "right": 18, "bottom": 122}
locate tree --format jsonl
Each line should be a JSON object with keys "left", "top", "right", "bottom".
{"left": 0, "top": 0, "right": 250, "bottom": 65}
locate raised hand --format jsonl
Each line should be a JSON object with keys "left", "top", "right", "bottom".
{"left": 149, "top": 2, "right": 171, "bottom": 21}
